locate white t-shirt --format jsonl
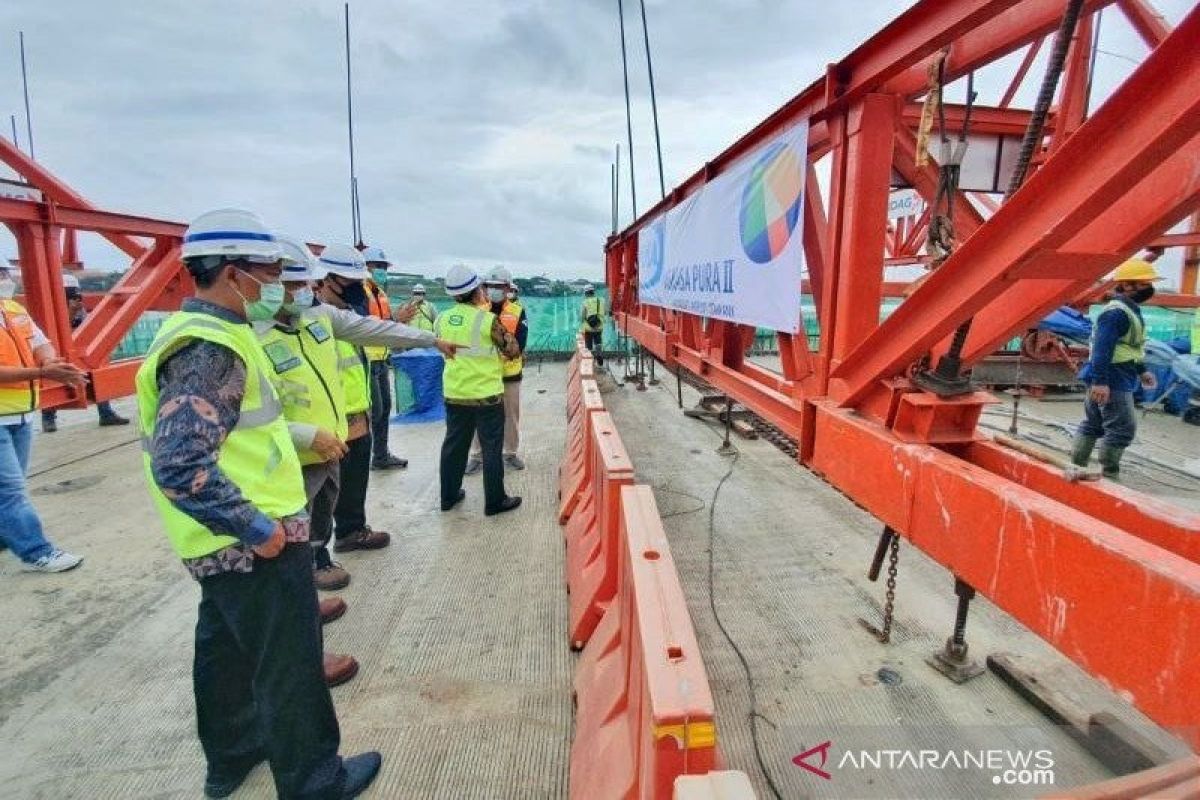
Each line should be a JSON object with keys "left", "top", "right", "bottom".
{"left": 0, "top": 307, "right": 50, "bottom": 425}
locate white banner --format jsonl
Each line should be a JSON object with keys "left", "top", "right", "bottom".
{"left": 887, "top": 188, "right": 924, "bottom": 220}
{"left": 638, "top": 123, "right": 807, "bottom": 333}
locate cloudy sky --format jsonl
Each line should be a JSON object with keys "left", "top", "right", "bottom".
{"left": 0, "top": 1, "right": 1193, "bottom": 280}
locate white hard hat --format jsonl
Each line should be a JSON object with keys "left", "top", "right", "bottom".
{"left": 277, "top": 234, "right": 324, "bottom": 281}
{"left": 445, "top": 264, "right": 481, "bottom": 297}
{"left": 61, "top": 273, "right": 81, "bottom": 290}
{"left": 181, "top": 208, "right": 283, "bottom": 263}
{"left": 485, "top": 266, "right": 513, "bottom": 286}
{"left": 583, "top": 283, "right": 595, "bottom": 293}
{"left": 412, "top": 283, "right": 427, "bottom": 294}
{"left": 317, "top": 243, "right": 367, "bottom": 280}
{"left": 361, "top": 246, "right": 389, "bottom": 265}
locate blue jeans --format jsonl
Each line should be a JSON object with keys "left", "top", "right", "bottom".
{"left": 1078, "top": 389, "right": 1137, "bottom": 448}
{"left": 0, "top": 420, "right": 53, "bottom": 563}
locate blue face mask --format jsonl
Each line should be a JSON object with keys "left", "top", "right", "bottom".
{"left": 236, "top": 271, "right": 286, "bottom": 321}
{"left": 283, "top": 286, "right": 314, "bottom": 316}
{"left": 372, "top": 269, "right": 389, "bottom": 286}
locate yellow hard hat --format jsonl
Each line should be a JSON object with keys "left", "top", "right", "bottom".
{"left": 1112, "top": 259, "right": 1162, "bottom": 282}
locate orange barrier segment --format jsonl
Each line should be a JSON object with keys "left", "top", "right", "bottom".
{"left": 567, "top": 411, "right": 635, "bottom": 648}
{"left": 1039, "top": 756, "right": 1200, "bottom": 799}
{"left": 558, "top": 380, "right": 606, "bottom": 525}
{"left": 571, "top": 485, "right": 717, "bottom": 800}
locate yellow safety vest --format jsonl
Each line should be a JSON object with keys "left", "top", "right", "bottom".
{"left": 1191, "top": 308, "right": 1199, "bottom": 356}
{"left": 499, "top": 300, "right": 524, "bottom": 379}
{"left": 338, "top": 339, "right": 371, "bottom": 415}
{"left": 435, "top": 303, "right": 503, "bottom": 401}
{"left": 257, "top": 309, "right": 348, "bottom": 465}
{"left": 1094, "top": 299, "right": 1147, "bottom": 365}
{"left": 363, "top": 281, "right": 392, "bottom": 362}
{"left": 580, "top": 296, "right": 605, "bottom": 333}
{"left": 135, "top": 311, "right": 306, "bottom": 560}
{"left": 411, "top": 300, "right": 437, "bottom": 333}
{"left": 0, "top": 299, "right": 39, "bottom": 415}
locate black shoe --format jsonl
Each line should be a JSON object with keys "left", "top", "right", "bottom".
{"left": 371, "top": 454, "right": 408, "bottom": 470}
{"left": 340, "top": 752, "right": 383, "bottom": 799}
{"left": 204, "top": 753, "right": 266, "bottom": 798}
{"left": 441, "top": 489, "right": 466, "bottom": 512}
{"left": 485, "top": 496, "right": 522, "bottom": 516}
{"left": 99, "top": 414, "right": 130, "bottom": 427}
{"left": 42, "top": 419, "right": 57, "bottom": 433}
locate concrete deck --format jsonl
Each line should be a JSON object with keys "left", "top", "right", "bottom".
{"left": 1, "top": 360, "right": 1195, "bottom": 799}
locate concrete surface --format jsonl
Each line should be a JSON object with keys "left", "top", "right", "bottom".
{"left": 0, "top": 361, "right": 573, "bottom": 800}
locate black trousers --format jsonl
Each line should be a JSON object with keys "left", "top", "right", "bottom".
{"left": 584, "top": 330, "right": 604, "bottom": 365}
{"left": 369, "top": 360, "right": 394, "bottom": 462}
{"left": 303, "top": 461, "right": 340, "bottom": 569}
{"left": 441, "top": 401, "right": 506, "bottom": 512}
{"left": 333, "top": 433, "right": 371, "bottom": 538}
{"left": 194, "top": 544, "right": 342, "bottom": 799}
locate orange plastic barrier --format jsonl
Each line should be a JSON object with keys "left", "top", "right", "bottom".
{"left": 558, "top": 379, "right": 606, "bottom": 525}
{"left": 565, "top": 347, "right": 594, "bottom": 415}
{"left": 571, "top": 485, "right": 717, "bottom": 799}
{"left": 1039, "top": 756, "right": 1200, "bottom": 799}
{"left": 566, "top": 412, "right": 635, "bottom": 647}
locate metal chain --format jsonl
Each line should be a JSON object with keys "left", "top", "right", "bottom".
{"left": 879, "top": 536, "right": 901, "bottom": 643}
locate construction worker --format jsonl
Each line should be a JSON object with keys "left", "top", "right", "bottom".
{"left": 409, "top": 283, "right": 438, "bottom": 332}
{"left": 135, "top": 209, "right": 380, "bottom": 800}
{"left": 41, "top": 272, "right": 129, "bottom": 431}
{"left": 466, "top": 266, "right": 527, "bottom": 474}
{"left": 269, "top": 238, "right": 451, "bottom": 594}
{"left": 0, "top": 263, "right": 87, "bottom": 573}
{"left": 1071, "top": 259, "right": 1162, "bottom": 478}
{"left": 437, "top": 265, "right": 522, "bottom": 516}
{"left": 580, "top": 283, "right": 606, "bottom": 366}
{"left": 315, "top": 245, "right": 403, "bottom": 569}
{"left": 361, "top": 246, "right": 407, "bottom": 471}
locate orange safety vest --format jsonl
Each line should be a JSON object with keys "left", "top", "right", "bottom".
{"left": 0, "top": 299, "right": 40, "bottom": 414}
{"left": 363, "top": 280, "right": 393, "bottom": 362}
{"left": 498, "top": 300, "right": 524, "bottom": 379}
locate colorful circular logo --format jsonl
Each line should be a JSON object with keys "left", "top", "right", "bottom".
{"left": 640, "top": 218, "right": 666, "bottom": 289}
{"left": 739, "top": 141, "right": 803, "bottom": 264}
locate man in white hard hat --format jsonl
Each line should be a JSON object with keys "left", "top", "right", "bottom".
{"left": 465, "top": 266, "right": 527, "bottom": 474}
{"left": 580, "top": 283, "right": 606, "bottom": 365}
{"left": 408, "top": 283, "right": 438, "bottom": 332}
{"left": 437, "top": 264, "right": 522, "bottom": 516}
{"left": 135, "top": 209, "right": 381, "bottom": 800}
{"left": 41, "top": 272, "right": 130, "bottom": 432}
{"left": 0, "top": 262, "right": 88, "bottom": 574}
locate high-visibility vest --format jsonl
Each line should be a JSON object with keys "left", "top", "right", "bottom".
{"left": 135, "top": 311, "right": 306, "bottom": 560}
{"left": 0, "top": 299, "right": 40, "bottom": 415}
{"left": 1094, "top": 299, "right": 1147, "bottom": 365}
{"left": 257, "top": 309, "right": 348, "bottom": 465}
{"left": 580, "top": 296, "right": 605, "bottom": 332}
{"left": 363, "top": 281, "right": 392, "bottom": 362}
{"left": 498, "top": 300, "right": 524, "bottom": 378}
{"left": 411, "top": 300, "right": 437, "bottom": 333}
{"left": 1192, "top": 308, "right": 1199, "bottom": 356}
{"left": 337, "top": 339, "right": 371, "bottom": 415}
{"left": 435, "top": 303, "right": 503, "bottom": 401}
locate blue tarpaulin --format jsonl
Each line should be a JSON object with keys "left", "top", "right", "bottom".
{"left": 391, "top": 349, "right": 445, "bottom": 424}
{"left": 1037, "top": 306, "right": 1092, "bottom": 342}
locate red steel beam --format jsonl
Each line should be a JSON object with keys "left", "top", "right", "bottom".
{"left": 999, "top": 37, "right": 1044, "bottom": 108}
{"left": 1117, "top": 0, "right": 1171, "bottom": 48}
{"left": 0, "top": 197, "right": 185, "bottom": 239}
{"left": 829, "top": 7, "right": 1200, "bottom": 404}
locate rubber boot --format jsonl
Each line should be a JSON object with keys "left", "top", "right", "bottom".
{"left": 1070, "top": 434, "right": 1097, "bottom": 467}
{"left": 1098, "top": 444, "right": 1125, "bottom": 478}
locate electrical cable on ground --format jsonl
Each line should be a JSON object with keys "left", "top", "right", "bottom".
{"left": 27, "top": 437, "right": 141, "bottom": 479}
{"left": 704, "top": 449, "right": 786, "bottom": 800}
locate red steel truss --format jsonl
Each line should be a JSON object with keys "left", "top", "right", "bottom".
{"left": 607, "top": 0, "right": 1200, "bottom": 753}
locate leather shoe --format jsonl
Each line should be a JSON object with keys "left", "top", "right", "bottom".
{"left": 333, "top": 527, "right": 391, "bottom": 552}
{"left": 485, "top": 496, "right": 522, "bottom": 516}
{"left": 323, "top": 653, "right": 359, "bottom": 687}
{"left": 371, "top": 454, "right": 408, "bottom": 470}
{"left": 99, "top": 414, "right": 130, "bottom": 426}
{"left": 320, "top": 597, "right": 347, "bottom": 625}
{"left": 441, "top": 489, "right": 466, "bottom": 511}
{"left": 314, "top": 563, "right": 351, "bottom": 591}
{"left": 203, "top": 752, "right": 265, "bottom": 798}
{"left": 340, "top": 752, "right": 383, "bottom": 799}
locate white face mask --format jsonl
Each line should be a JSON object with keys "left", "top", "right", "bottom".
{"left": 0, "top": 278, "right": 15, "bottom": 299}
{"left": 507, "top": 291, "right": 517, "bottom": 301}
{"left": 486, "top": 287, "right": 505, "bottom": 303}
